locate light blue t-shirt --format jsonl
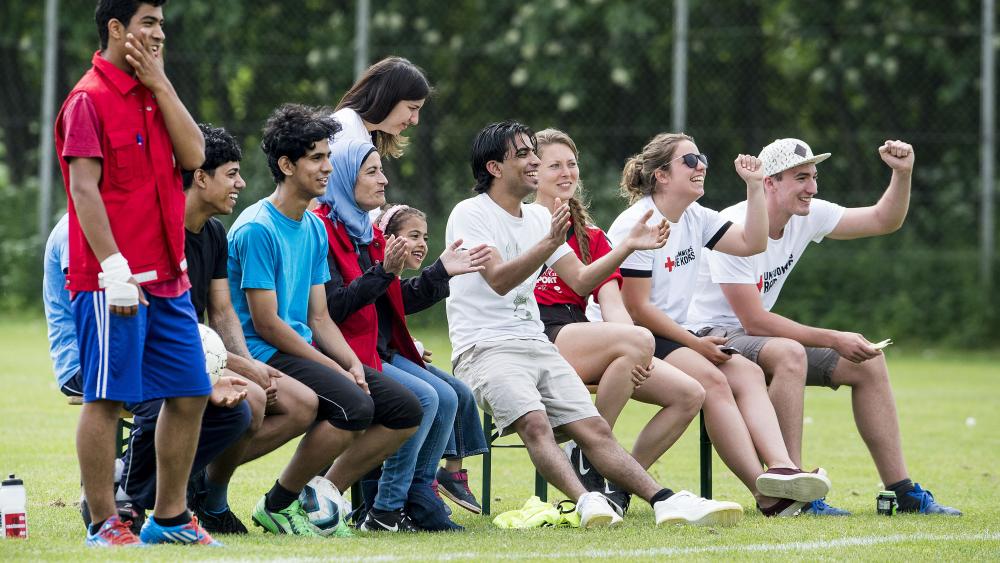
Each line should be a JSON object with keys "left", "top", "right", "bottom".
{"left": 43, "top": 213, "right": 79, "bottom": 387}
{"left": 228, "top": 199, "right": 331, "bottom": 362}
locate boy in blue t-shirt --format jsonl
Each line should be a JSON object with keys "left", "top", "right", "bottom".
{"left": 228, "top": 104, "right": 421, "bottom": 535}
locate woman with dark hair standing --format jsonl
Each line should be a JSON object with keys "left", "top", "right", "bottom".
{"left": 333, "top": 56, "right": 431, "bottom": 158}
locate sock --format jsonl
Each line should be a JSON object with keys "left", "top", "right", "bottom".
{"left": 202, "top": 477, "right": 230, "bottom": 514}
{"left": 888, "top": 478, "right": 918, "bottom": 509}
{"left": 648, "top": 488, "right": 675, "bottom": 506}
{"left": 264, "top": 480, "right": 299, "bottom": 512}
{"left": 152, "top": 510, "right": 191, "bottom": 527}
{"left": 88, "top": 519, "right": 107, "bottom": 535}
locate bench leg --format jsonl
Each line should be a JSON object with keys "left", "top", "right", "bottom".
{"left": 699, "top": 410, "right": 712, "bottom": 499}
{"left": 116, "top": 419, "right": 133, "bottom": 458}
{"left": 351, "top": 482, "right": 362, "bottom": 512}
{"left": 482, "top": 412, "right": 493, "bottom": 515}
{"left": 534, "top": 471, "right": 547, "bottom": 502}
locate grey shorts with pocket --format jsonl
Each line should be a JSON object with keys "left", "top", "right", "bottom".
{"left": 696, "top": 326, "right": 842, "bottom": 390}
{"left": 453, "top": 338, "right": 599, "bottom": 439}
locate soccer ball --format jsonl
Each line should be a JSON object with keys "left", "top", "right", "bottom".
{"left": 299, "top": 476, "right": 350, "bottom": 536}
{"left": 198, "top": 323, "right": 227, "bottom": 385}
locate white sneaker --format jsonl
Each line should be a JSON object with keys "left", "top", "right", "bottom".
{"left": 755, "top": 467, "right": 831, "bottom": 502}
{"left": 653, "top": 490, "right": 743, "bottom": 527}
{"left": 576, "top": 492, "right": 622, "bottom": 528}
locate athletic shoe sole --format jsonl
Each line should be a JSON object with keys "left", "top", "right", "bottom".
{"left": 437, "top": 485, "right": 483, "bottom": 515}
{"left": 756, "top": 471, "right": 831, "bottom": 503}
{"left": 656, "top": 505, "right": 743, "bottom": 527}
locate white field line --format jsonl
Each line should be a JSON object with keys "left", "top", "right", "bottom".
{"left": 218, "top": 531, "right": 1000, "bottom": 562}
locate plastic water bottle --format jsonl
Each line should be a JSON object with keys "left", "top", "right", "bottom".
{"left": 0, "top": 474, "right": 27, "bottom": 538}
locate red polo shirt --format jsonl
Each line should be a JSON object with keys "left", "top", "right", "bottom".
{"left": 55, "top": 51, "right": 189, "bottom": 296}
{"left": 534, "top": 224, "right": 622, "bottom": 309}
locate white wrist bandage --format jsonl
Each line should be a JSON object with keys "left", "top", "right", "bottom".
{"left": 98, "top": 253, "right": 139, "bottom": 308}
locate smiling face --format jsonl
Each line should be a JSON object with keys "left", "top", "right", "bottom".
{"left": 110, "top": 4, "right": 165, "bottom": 55}
{"left": 767, "top": 162, "right": 819, "bottom": 216}
{"left": 353, "top": 151, "right": 388, "bottom": 211}
{"left": 200, "top": 161, "right": 245, "bottom": 215}
{"left": 493, "top": 133, "right": 541, "bottom": 198}
{"left": 282, "top": 138, "right": 333, "bottom": 198}
{"left": 655, "top": 139, "right": 707, "bottom": 200}
{"left": 537, "top": 142, "right": 579, "bottom": 203}
{"left": 393, "top": 215, "right": 429, "bottom": 270}
{"left": 375, "top": 99, "right": 425, "bottom": 136}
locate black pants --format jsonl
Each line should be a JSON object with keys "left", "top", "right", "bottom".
{"left": 121, "top": 399, "right": 252, "bottom": 510}
{"left": 266, "top": 351, "right": 422, "bottom": 432}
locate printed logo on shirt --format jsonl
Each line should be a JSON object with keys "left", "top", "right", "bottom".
{"left": 665, "top": 246, "right": 696, "bottom": 272}
{"left": 761, "top": 253, "right": 795, "bottom": 293}
{"left": 536, "top": 268, "right": 558, "bottom": 289}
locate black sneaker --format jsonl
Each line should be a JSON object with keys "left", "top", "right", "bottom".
{"left": 359, "top": 508, "right": 420, "bottom": 532}
{"left": 564, "top": 440, "right": 606, "bottom": 493}
{"left": 603, "top": 481, "right": 632, "bottom": 517}
{"left": 898, "top": 483, "right": 962, "bottom": 516}
{"left": 435, "top": 468, "right": 481, "bottom": 514}
{"left": 193, "top": 506, "right": 249, "bottom": 535}
{"left": 80, "top": 496, "right": 145, "bottom": 536}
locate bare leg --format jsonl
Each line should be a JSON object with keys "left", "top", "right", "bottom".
{"left": 77, "top": 400, "right": 124, "bottom": 525}
{"left": 241, "top": 376, "right": 318, "bottom": 463}
{"left": 563, "top": 416, "right": 661, "bottom": 501}
{"left": 554, "top": 323, "right": 653, "bottom": 428}
{"left": 755, "top": 339, "right": 808, "bottom": 467}
{"left": 278, "top": 420, "right": 357, "bottom": 493}
{"left": 153, "top": 395, "right": 209, "bottom": 518}
{"left": 443, "top": 458, "right": 462, "bottom": 472}
{"left": 665, "top": 349, "right": 770, "bottom": 500}
{"left": 719, "top": 356, "right": 797, "bottom": 469}
{"left": 511, "top": 411, "right": 587, "bottom": 500}
{"left": 628, "top": 358, "right": 704, "bottom": 468}
{"left": 325, "top": 424, "right": 417, "bottom": 492}
{"left": 831, "top": 355, "right": 908, "bottom": 485}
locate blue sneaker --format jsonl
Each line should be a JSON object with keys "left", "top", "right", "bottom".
{"left": 899, "top": 483, "right": 962, "bottom": 516}
{"left": 801, "top": 498, "right": 851, "bottom": 516}
{"left": 140, "top": 515, "right": 223, "bottom": 546}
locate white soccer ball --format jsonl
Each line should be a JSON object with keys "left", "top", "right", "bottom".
{"left": 198, "top": 323, "right": 227, "bottom": 385}
{"left": 299, "top": 476, "right": 350, "bottom": 536}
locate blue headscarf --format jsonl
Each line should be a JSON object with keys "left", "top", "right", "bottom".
{"left": 318, "top": 138, "right": 378, "bottom": 246}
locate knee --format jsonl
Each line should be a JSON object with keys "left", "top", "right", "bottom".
{"left": 696, "top": 367, "right": 730, "bottom": 397}
{"left": 290, "top": 390, "right": 319, "bottom": 432}
{"left": 680, "top": 376, "right": 706, "bottom": 414}
{"left": 436, "top": 385, "right": 459, "bottom": 418}
{"left": 623, "top": 326, "right": 656, "bottom": 362}
{"left": 352, "top": 397, "right": 376, "bottom": 430}
{"left": 244, "top": 383, "right": 267, "bottom": 435}
{"left": 575, "top": 417, "right": 615, "bottom": 447}
{"left": 515, "top": 412, "right": 554, "bottom": 445}
{"left": 769, "top": 339, "right": 808, "bottom": 380}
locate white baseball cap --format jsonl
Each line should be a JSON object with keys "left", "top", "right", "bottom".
{"left": 758, "top": 138, "right": 831, "bottom": 177}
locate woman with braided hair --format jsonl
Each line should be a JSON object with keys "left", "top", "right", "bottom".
{"left": 529, "top": 128, "right": 705, "bottom": 516}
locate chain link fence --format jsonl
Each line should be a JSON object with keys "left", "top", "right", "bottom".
{"left": 1, "top": 0, "right": 996, "bottom": 344}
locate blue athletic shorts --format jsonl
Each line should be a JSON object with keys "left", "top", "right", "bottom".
{"left": 72, "top": 290, "right": 213, "bottom": 403}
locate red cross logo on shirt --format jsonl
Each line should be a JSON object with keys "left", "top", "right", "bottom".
{"left": 664, "top": 256, "right": 676, "bottom": 272}
{"left": 756, "top": 275, "right": 764, "bottom": 292}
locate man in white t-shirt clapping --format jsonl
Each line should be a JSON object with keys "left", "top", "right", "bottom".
{"left": 445, "top": 120, "right": 745, "bottom": 528}
{"left": 687, "top": 138, "right": 960, "bottom": 516}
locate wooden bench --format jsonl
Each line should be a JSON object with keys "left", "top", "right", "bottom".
{"left": 480, "top": 385, "right": 713, "bottom": 515}
{"left": 66, "top": 396, "right": 134, "bottom": 457}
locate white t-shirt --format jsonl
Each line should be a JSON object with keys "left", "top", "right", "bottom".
{"left": 687, "top": 198, "right": 846, "bottom": 329}
{"left": 445, "top": 196, "right": 572, "bottom": 359}
{"left": 332, "top": 107, "right": 371, "bottom": 144}
{"left": 586, "top": 197, "right": 732, "bottom": 326}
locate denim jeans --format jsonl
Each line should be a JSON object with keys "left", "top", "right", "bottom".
{"left": 390, "top": 355, "right": 489, "bottom": 459}
{"left": 374, "top": 359, "right": 457, "bottom": 511}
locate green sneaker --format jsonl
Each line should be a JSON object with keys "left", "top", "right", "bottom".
{"left": 251, "top": 496, "right": 320, "bottom": 537}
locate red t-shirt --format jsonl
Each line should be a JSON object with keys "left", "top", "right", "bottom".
{"left": 534, "top": 224, "right": 622, "bottom": 309}
{"left": 60, "top": 91, "right": 189, "bottom": 298}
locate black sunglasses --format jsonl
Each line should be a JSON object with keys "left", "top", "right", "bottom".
{"left": 666, "top": 153, "right": 709, "bottom": 169}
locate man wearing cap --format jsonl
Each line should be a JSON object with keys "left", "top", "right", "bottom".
{"left": 687, "top": 138, "right": 961, "bottom": 516}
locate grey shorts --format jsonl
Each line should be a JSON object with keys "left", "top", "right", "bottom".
{"left": 696, "top": 326, "right": 842, "bottom": 390}
{"left": 453, "top": 339, "right": 599, "bottom": 439}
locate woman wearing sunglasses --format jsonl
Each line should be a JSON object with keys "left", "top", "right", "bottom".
{"left": 594, "top": 132, "right": 832, "bottom": 516}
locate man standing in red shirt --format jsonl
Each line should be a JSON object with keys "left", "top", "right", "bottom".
{"left": 54, "top": 0, "right": 217, "bottom": 547}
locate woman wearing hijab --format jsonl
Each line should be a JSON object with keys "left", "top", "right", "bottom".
{"left": 312, "top": 139, "right": 489, "bottom": 532}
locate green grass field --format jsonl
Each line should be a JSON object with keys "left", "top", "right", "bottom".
{"left": 1, "top": 315, "right": 998, "bottom": 561}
